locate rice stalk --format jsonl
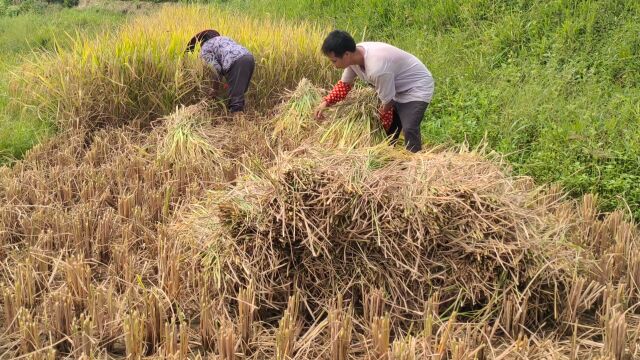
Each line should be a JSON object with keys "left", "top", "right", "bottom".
{"left": 329, "top": 294, "right": 353, "bottom": 360}
{"left": 218, "top": 320, "right": 236, "bottom": 360}
{"left": 391, "top": 336, "right": 416, "bottom": 360}
{"left": 276, "top": 293, "right": 300, "bottom": 360}
{"left": 124, "top": 310, "right": 146, "bottom": 359}
{"left": 238, "top": 282, "right": 256, "bottom": 351}
{"left": 71, "top": 313, "right": 95, "bottom": 357}
{"left": 371, "top": 315, "right": 390, "bottom": 360}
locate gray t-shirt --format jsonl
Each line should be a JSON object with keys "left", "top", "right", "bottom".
{"left": 341, "top": 42, "right": 434, "bottom": 104}
{"left": 200, "top": 36, "right": 251, "bottom": 75}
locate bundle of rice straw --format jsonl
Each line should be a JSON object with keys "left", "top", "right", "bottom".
{"left": 271, "top": 79, "right": 387, "bottom": 151}
{"left": 154, "top": 101, "right": 275, "bottom": 183}
{"left": 318, "top": 86, "right": 387, "bottom": 149}
{"left": 157, "top": 102, "right": 225, "bottom": 165}
{"left": 271, "top": 78, "right": 323, "bottom": 145}
{"left": 187, "top": 144, "right": 575, "bottom": 326}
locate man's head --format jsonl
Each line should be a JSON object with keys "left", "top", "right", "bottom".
{"left": 321, "top": 30, "right": 357, "bottom": 69}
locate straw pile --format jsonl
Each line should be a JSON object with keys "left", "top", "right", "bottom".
{"left": 272, "top": 78, "right": 386, "bottom": 151}
{"left": 185, "top": 145, "right": 575, "bottom": 324}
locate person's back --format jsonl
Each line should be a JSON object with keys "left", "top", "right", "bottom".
{"left": 186, "top": 30, "right": 255, "bottom": 113}
{"left": 343, "top": 42, "right": 434, "bottom": 104}
{"left": 200, "top": 36, "right": 251, "bottom": 75}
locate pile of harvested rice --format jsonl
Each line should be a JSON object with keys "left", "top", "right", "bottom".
{"left": 0, "top": 81, "right": 639, "bottom": 359}
{"left": 186, "top": 145, "right": 575, "bottom": 325}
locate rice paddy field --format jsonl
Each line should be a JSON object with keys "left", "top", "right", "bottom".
{"left": 0, "top": 2, "right": 639, "bottom": 359}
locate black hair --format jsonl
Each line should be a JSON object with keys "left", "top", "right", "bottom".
{"left": 185, "top": 29, "right": 221, "bottom": 53}
{"left": 321, "top": 30, "right": 356, "bottom": 57}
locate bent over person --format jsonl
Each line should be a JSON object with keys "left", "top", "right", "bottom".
{"left": 186, "top": 29, "right": 255, "bottom": 113}
{"left": 314, "top": 30, "right": 434, "bottom": 152}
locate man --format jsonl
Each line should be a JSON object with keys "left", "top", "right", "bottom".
{"left": 314, "top": 30, "right": 434, "bottom": 152}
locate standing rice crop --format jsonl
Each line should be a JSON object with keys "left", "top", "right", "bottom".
{"left": 11, "top": 4, "right": 335, "bottom": 131}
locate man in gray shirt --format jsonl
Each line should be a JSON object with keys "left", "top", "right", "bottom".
{"left": 314, "top": 30, "right": 434, "bottom": 152}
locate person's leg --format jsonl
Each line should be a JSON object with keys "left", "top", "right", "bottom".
{"left": 225, "top": 54, "right": 255, "bottom": 113}
{"left": 395, "top": 101, "right": 429, "bottom": 152}
{"left": 385, "top": 103, "right": 403, "bottom": 145}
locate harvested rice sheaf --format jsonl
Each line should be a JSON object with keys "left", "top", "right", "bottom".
{"left": 318, "top": 86, "right": 387, "bottom": 149}
{"left": 272, "top": 79, "right": 387, "bottom": 150}
{"left": 271, "top": 78, "right": 323, "bottom": 144}
{"left": 191, "top": 145, "right": 576, "bottom": 325}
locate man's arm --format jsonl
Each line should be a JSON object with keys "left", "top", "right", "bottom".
{"left": 326, "top": 66, "right": 357, "bottom": 106}
{"left": 323, "top": 80, "right": 353, "bottom": 106}
{"left": 372, "top": 72, "right": 396, "bottom": 130}
{"left": 374, "top": 72, "right": 396, "bottom": 106}
{"left": 315, "top": 68, "right": 356, "bottom": 119}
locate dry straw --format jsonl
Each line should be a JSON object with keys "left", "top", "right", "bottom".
{"left": 193, "top": 144, "right": 574, "bottom": 322}
{"left": 272, "top": 79, "right": 387, "bottom": 150}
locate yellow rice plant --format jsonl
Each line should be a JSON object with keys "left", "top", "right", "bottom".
{"left": 12, "top": 4, "right": 335, "bottom": 131}
{"left": 271, "top": 78, "right": 323, "bottom": 145}
{"left": 157, "top": 102, "right": 224, "bottom": 165}
{"left": 270, "top": 79, "right": 388, "bottom": 151}
{"left": 318, "top": 86, "right": 387, "bottom": 149}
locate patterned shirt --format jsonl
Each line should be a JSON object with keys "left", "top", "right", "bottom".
{"left": 200, "top": 36, "right": 251, "bottom": 75}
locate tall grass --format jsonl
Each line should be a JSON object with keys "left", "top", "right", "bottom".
{"left": 0, "top": 6, "right": 126, "bottom": 162}
{"left": 12, "top": 4, "right": 335, "bottom": 130}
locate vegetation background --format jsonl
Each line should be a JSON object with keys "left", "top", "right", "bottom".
{"left": 1, "top": 0, "right": 638, "bottom": 220}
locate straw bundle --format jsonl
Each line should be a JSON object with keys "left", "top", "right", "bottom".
{"left": 271, "top": 79, "right": 387, "bottom": 151}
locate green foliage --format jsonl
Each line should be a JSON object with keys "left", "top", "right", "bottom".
{"left": 63, "top": 0, "right": 79, "bottom": 7}
{"left": 0, "top": 6, "right": 126, "bottom": 163}
{"left": 0, "top": 0, "right": 50, "bottom": 16}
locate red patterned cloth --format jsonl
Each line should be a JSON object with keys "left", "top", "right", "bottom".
{"left": 379, "top": 108, "right": 394, "bottom": 131}
{"left": 323, "top": 80, "right": 353, "bottom": 106}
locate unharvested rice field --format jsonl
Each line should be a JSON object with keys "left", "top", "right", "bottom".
{"left": 1, "top": 4, "right": 639, "bottom": 360}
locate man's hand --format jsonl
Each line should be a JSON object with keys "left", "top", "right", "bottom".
{"left": 378, "top": 101, "right": 393, "bottom": 115}
{"left": 378, "top": 102, "right": 394, "bottom": 131}
{"left": 314, "top": 101, "right": 329, "bottom": 120}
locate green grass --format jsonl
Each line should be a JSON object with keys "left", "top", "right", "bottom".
{"left": 199, "top": 0, "right": 640, "bottom": 220}
{"left": 0, "top": 5, "right": 127, "bottom": 161}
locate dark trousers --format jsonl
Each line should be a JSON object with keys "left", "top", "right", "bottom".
{"left": 386, "top": 101, "right": 429, "bottom": 152}
{"left": 224, "top": 54, "right": 255, "bottom": 112}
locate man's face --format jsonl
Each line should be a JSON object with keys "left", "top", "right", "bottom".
{"left": 326, "top": 51, "right": 351, "bottom": 69}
